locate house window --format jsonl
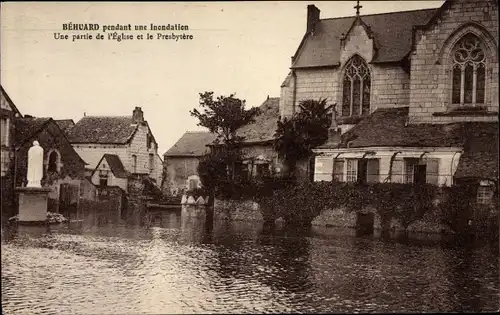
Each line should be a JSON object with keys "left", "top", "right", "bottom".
{"left": 149, "top": 153, "right": 154, "bottom": 173}
{"left": 451, "top": 34, "right": 486, "bottom": 106}
{"left": 404, "top": 158, "right": 427, "bottom": 185}
{"left": 477, "top": 185, "right": 494, "bottom": 205}
{"left": 132, "top": 154, "right": 137, "bottom": 173}
{"left": 47, "top": 149, "right": 61, "bottom": 173}
{"left": 358, "top": 159, "right": 380, "bottom": 184}
{"left": 99, "top": 171, "right": 108, "bottom": 186}
{"left": 342, "top": 55, "right": 371, "bottom": 117}
{"left": 346, "top": 159, "right": 358, "bottom": 183}
{"left": 333, "top": 160, "right": 344, "bottom": 182}
{"left": 1, "top": 118, "right": 9, "bottom": 146}
{"left": 187, "top": 175, "right": 200, "bottom": 190}
{"left": 147, "top": 134, "right": 153, "bottom": 149}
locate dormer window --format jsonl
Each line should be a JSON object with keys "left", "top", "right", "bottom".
{"left": 451, "top": 34, "right": 486, "bottom": 106}
{"left": 342, "top": 55, "right": 371, "bottom": 117}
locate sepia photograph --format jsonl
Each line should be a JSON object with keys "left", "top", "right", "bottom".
{"left": 1, "top": 0, "right": 498, "bottom": 313}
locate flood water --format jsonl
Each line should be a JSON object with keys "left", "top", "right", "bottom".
{"left": 2, "top": 208, "right": 499, "bottom": 314}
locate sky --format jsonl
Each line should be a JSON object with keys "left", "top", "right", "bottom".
{"left": 1, "top": 1, "right": 445, "bottom": 155}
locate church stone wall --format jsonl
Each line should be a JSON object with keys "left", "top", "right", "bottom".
{"left": 280, "top": 64, "right": 411, "bottom": 119}
{"left": 409, "top": 0, "right": 499, "bottom": 124}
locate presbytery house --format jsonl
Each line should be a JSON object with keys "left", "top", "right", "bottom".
{"left": 64, "top": 107, "right": 164, "bottom": 193}
{"left": 279, "top": 0, "right": 498, "bottom": 204}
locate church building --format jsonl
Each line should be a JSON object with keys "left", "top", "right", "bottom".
{"left": 279, "top": 0, "right": 498, "bottom": 203}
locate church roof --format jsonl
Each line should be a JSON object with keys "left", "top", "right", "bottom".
{"left": 67, "top": 116, "right": 139, "bottom": 144}
{"left": 292, "top": 8, "right": 438, "bottom": 68}
{"left": 236, "top": 97, "right": 280, "bottom": 144}
{"left": 164, "top": 131, "right": 216, "bottom": 157}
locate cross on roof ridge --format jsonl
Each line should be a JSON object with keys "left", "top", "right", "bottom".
{"left": 354, "top": 0, "right": 362, "bottom": 16}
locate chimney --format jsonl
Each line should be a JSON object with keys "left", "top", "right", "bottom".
{"left": 132, "top": 106, "right": 144, "bottom": 123}
{"left": 307, "top": 4, "right": 320, "bottom": 34}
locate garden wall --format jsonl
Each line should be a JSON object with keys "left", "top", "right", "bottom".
{"left": 214, "top": 199, "right": 454, "bottom": 235}
{"left": 214, "top": 198, "right": 263, "bottom": 221}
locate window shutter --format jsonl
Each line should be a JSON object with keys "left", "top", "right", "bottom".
{"left": 366, "top": 159, "right": 380, "bottom": 183}
{"left": 391, "top": 159, "right": 404, "bottom": 183}
{"left": 426, "top": 158, "right": 439, "bottom": 185}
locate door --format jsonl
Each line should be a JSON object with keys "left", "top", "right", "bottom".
{"left": 357, "top": 160, "right": 368, "bottom": 184}
{"left": 414, "top": 164, "right": 427, "bottom": 185}
{"left": 59, "top": 183, "right": 79, "bottom": 219}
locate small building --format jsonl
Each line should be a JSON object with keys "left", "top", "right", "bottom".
{"left": 90, "top": 153, "right": 129, "bottom": 191}
{"left": 233, "top": 96, "right": 283, "bottom": 178}
{"left": 65, "top": 107, "right": 163, "bottom": 191}
{"left": 14, "top": 117, "right": 88, "bottom": 216}
{"left": 162, "top": 131, "right": 216, "bottom": 196}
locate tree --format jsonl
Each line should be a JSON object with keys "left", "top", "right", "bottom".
{"left": 274, "top": 98, "right": 333, "bottom": 175}
{"left": 191, "top": 92, "right": 261, "bottom": 185}
{"left": 190, "top": 92, "right": 261, "bottom": 148}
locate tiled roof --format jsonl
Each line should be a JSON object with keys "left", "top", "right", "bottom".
{"left": 237, "top": 97, "right": 280, "bottom": 144}
{"left": 101, "top": 154, "right": 129, "bottom": 178}
{"left": 14, "top": 117, "right": 88, "bottom": 165}
{"left": 14, "top": 117, "right": 52, "bottom": 146}
{"left": 317, "top": 107, "right": 498, "bottom": 180}
{"left": 164, "top": 131, "right": 216, "bottom": 157}
{"left": 292, "top": 8, "right": 438, "bottom": 68}
{"left": 55, "top": 119, "right": 75, "bottom": 133}
{"left": 317, "top": 107, "right": 470, "bottom": 149}
{"left": 67, "top": 116, "right": 138, "bottom": 144}
{"left": 454, "top": 123, "right": 498, "bottom": 180}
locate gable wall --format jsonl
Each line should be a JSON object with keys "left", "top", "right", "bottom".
{"left": 409, "top": 0, "right": 499, "bottom": 123}
{"left": 127, "top": 123, "right": 161, "bottom": 180}
{"left": 280, "top": 65, "right": 410, "bottom": 121}
{"left": 280, "top": 22, "right": 411, "bottom": 121}
{"left": 90, "top": 160, "right": 128, "bottom": 191}
{"left": 72, "top": 144, "right": 128, "bottom": 171}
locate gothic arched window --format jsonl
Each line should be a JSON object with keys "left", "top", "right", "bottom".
{"left": 451, "top": 34, "right": 486, "bottom": 106}
{"left": 342, "top": 55, "right": 371, "bottom": 117}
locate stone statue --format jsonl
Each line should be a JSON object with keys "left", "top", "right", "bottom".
{"left": 330, "top": 103, "right": 338, "bottom": 129}
{"left": 26, "top": 141, "right": 44, "bottom": 188}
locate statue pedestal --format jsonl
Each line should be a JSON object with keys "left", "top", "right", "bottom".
{"left": 16, "top": 187, "right": 52, "bottom": 225}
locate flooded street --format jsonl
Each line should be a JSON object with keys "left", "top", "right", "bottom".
{"left": 2, "top": 209, "right": 499, "bottom": 314}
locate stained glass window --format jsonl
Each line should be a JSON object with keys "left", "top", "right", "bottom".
{"left": 342, "top": 55, "right": 371, "bottom": 117}
{"left": 451, "top": 34, "right": 486, "bottom": 106}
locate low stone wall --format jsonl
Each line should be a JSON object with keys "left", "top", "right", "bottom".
{"left": 311, "top": 206, "right": 453, "bottom": 234}
{"left": 311, "top": 207, "right": 357, "bottom": 228}
{"left": 214, "top": 199, "right": 263, "bottom": 221}
{"left": 215, "top": 198, "right": 452, "bottom": 235}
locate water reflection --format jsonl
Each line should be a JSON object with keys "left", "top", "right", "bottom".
{"left": 2, "top": 209, "right": 499, "bottom": 314}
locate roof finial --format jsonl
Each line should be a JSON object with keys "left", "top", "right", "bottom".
{"left": 354, "top": 0, "right": 362, "bottom": 16}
